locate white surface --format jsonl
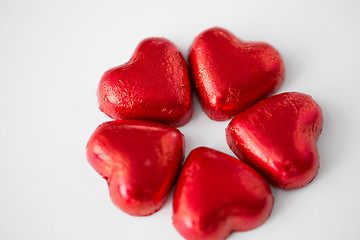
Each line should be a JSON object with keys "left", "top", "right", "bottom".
{"left": 1, "top": 0, "right": 359, "bottom": 239}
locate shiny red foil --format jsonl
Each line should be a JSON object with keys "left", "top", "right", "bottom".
{"left": 98, "top": 38, "right": 192, "bottom": 127}
{"left": 86, "top": 120, "right": 185, "bottom": 216}
{"left": 173, "top": 147, "right": 274, "bottom": 240}
{"left": 226, "top": 92, "right": 323, "bottom": 190}
{"left": 189, "top": 27, "right": 284, "bottom": 121}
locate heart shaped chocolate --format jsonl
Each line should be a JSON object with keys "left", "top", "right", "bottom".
{"left": 86, "top": 120, "right": 184, "bottom": 216}
{"left": 189, "top": 27, "right": 284, "bottom": 121}
{"left": 226, "top": 92, "right": 323, "bottom": 189}
{"left": 98, "top": 38, "right": 192, "bottom": 127}
{"left": 173, "top": 147, "right": 274, "bottom": 240}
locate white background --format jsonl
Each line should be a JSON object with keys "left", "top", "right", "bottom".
{"left": 1, "top": 0, "right": 360, "bottom": 239}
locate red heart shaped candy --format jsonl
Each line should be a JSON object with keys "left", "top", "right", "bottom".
{"left": 98, "top": 38, "right": 192, "bottom": 127}
{"left": 86, "top": 120, "right": 184, "bottom": 216}
{"left": 226, "top": 92, "right": 323, "bottom": 189}
{"left": 173, "top": 147, "right": 274, "bottom": 240}
{"left": 189, "top": 27, "right": 285, "bottom": 121}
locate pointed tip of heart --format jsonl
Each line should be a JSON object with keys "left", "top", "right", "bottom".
{"left": 107, "top": 174, "right": 168, "bottom": 216}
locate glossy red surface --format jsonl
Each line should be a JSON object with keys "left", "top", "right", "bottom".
{"left": 173, "top": 147, "right": 274, "bottom": 240}
{"left": 189, "top": 27, "right": 284, "bottom": 121}
{"left": 86, "top": 120, "right": 185, "bottom": 216}
{"left": 226, "top": 92, "right": 323, "bottom": 190}
{"left": 98, "top": 38, "right": 192, "bottom": 127}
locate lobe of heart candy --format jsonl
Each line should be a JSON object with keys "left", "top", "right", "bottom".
{"left": 86, "top": 120, "right": 185, "bottom": 216}
{"left": 98, "top": 38, "right": 192, "bottom": 127}
{"left": 173, "top": 147, "right": 274, "bottom": 240}
{"left": 226, "top": 92, "right": 323, "bottom": 190}
{"left": 189, "top": 27, "right": 284, "bottom": 121}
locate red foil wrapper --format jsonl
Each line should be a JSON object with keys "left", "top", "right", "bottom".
{"left": 226, "top": 92, "right": 323, "bottom": 189}
{"left": 86, "top": 120, "right": 185, "bottom": 216}
{"left": 98, "top": 38, "right": 192, "bottom": 127}
{"left": 189, "top": 27, "right": 284, "bottom": 121}
{"left": 173, "top": 147, "right": 274, "bottom": 240}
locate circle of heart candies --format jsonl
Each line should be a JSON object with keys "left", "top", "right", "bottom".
{"left": 86, "top": 27, "right": 323, "bottom": 240}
